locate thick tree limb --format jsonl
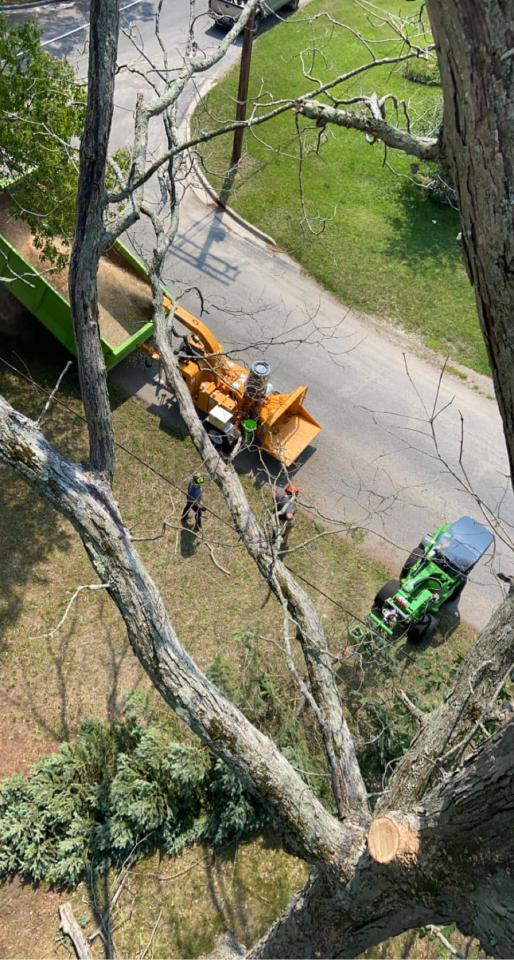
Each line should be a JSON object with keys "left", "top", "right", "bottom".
{"left": 148, "top": 289, "right": 368, "bottom": 823}
{"left": 426, "top": 1, "right": 514, "bottom": 480}
{"left": 250, "top": 720, "right": 514, "bottom": 958}
{"left": 59, "top": 903, "right": 93, "bottom": 960}
{"left": 0, "top": 393, "right": 364, "bottom": 869}
{"left": 295, "top": 100, "right": 441, "bottom": 161}
{"left": 380, "top": 590, "right": 514, "bottom": 810}
{"left": 68, "top": 0, "right": 118, "bottom": 480}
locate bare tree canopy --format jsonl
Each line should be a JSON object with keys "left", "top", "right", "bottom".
{"left": 0, "top": 0, "right": 514, "bottom": 956}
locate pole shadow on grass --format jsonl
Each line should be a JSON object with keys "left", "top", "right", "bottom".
{"left": 191, "top": 843, "right": 250, "bottom": 956}
{"left": 218, "top": 166, "right": 237, "bottom": 208}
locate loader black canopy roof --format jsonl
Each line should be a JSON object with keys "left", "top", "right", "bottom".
{"left": 434, "top": 516, "right": 494, "bottom": 573}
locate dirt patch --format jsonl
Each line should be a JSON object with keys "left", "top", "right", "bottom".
{"left": 0, "top": 696, "right": 57, "bottom": 780}
{"left": 0, "top": 198, "right": 154, "bottom": 348}
{"left": 0, "top": 880, "right": 66, "bottom": 960}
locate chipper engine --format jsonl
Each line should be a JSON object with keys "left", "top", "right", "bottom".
{"left": 351, "top": 516, "right": 494, "bottom": 644}
{"left": 142, "top": 304, "right": 320, "bottom": 466}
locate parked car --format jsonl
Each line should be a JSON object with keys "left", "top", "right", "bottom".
{"left": 208, "top": 0, "right": 299, "bottom": 30}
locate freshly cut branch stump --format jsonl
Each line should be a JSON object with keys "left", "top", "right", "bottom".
{"left": 368, "top": 815, "right": 419, "bottom": 863}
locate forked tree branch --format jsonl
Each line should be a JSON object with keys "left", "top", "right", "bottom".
{"left": 295, "top": 100, "right": 442, "bottom": 160}
{"left": 0, "top": 392, "right": 364, "bottom": 869}
{"left": 69, "top": 0, "right": 119, "bottom": 480}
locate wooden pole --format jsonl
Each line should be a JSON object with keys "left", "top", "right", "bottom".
{"left": 230, "top": 9, "right": 256, "bottom": 168}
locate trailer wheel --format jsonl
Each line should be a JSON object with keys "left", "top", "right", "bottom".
{"left": 407, "top": 613, "right": 438, "bottom": 644}
{"left": 373, "top": 580, "right": 401, "bottom": 610}
{"left": 288, "top": 0, "right": 300, "bottom": 9}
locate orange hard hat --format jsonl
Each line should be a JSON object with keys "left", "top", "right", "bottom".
{"left": 285, "top": 484, "right": 299, "bottom": 495}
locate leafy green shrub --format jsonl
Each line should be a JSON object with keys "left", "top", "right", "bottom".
{"left": 0, "top": 17, "right": 86, "bottom": 266}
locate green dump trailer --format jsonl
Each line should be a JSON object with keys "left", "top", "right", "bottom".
{"left": 0, "top": 196, "right": 155, "bottom": 370}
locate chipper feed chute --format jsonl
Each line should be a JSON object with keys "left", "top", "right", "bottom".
{"left": 259, "top": 386, "right": 321, "bottom": 466}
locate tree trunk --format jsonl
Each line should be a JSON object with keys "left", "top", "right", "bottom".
{"left": 381, "top": 588, "right": 514, "bottom": 809}
{"left": 69, "top": 0, "right": 119, "bottom": 480}
{"left": 251, "top": 720, "right": 514, "bottom": 958}
{"left": 0, "top": 393, "right": 362, "bottom": 870}
{"left": 150, "top": 298, "right": 369, "bottom": 823}
{"left": 427, "top": 0, "right": 514, "bottom": 477}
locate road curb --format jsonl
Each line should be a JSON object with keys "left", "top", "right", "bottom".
{"left": 184, "top": 80, "right": 277, "bottom": 249}
{"left": 193, "top": 158, "right": 278, "bottom": 247}
{"left": 0, "top": 0, "right": 74, "bottom": 10}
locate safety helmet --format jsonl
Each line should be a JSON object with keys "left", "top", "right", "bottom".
{"left": 193, "top": 472, "right": 205, "bottom": 484}
{"left": 285, "top": 483, "right": 299, "bottom": 496}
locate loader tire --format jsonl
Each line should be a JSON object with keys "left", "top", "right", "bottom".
{"left": 373, "top": 580, "right": 401, "bottom": 611}
{"left": 400, "top": 545, "right": 424, "bottom": 579}
{"left": 407, "top": 613, "right": 438, "bottom": 644}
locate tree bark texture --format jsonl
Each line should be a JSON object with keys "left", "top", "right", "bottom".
{"left": 381, "top": 588, "right": 514, "bottom": 809}
{"left": 69, "top": 0, "right": 119, "bottom": 480}
{"left": 250, "top": 720, "right": 514, "bottom": 958}
{"left": 295, "top": 100, "right": 441, "bottom": 161}
{"left": 427, "top": 0, "right": 514, "bottom": 478}
{"left": 0, "top": 394, "right": 363, "bottom": 871}
{"left": 151, "top": 300, "right": 369, "bottom": 823}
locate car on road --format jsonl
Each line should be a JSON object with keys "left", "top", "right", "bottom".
{"left": 208, "top": 0, "right": 299, "bottom": 29}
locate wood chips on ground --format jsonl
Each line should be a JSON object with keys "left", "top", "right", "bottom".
{"left": 0, "top": 197, "right": 154, "bottom": 348}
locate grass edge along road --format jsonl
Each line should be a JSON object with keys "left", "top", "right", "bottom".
{"left": 194, "top": 0, "right": 488, "bottom": 374}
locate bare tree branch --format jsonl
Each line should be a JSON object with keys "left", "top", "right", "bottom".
{"left": 295, "top": 99, "right": 441, "bottom": 160}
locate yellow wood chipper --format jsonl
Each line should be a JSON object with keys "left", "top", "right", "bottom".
{"left": 141, "top": 304, "right": 321, "bottom": 467}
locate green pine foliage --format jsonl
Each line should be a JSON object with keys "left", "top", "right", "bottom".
{"left": 0, "top": 626, "right": 421, "bottom": 888}
{"left": 0, "top": 694, "right": 268, "bottom": 888}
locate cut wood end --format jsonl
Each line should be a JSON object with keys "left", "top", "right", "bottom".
{"left": 368, "top": 816, "right": 419, "bottom": 863}
{"left": 368, "top": 817, "right": 400, "bottom": 863}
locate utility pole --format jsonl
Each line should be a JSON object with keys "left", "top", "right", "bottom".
{"left": 230, "top": 9, "right": 256, "bottom": 169}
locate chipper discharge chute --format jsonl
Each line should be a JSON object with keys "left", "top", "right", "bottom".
{"left": 146, "top": 305, "right": 321, "bottom": 466}
{"left": 350, "top": 516, "right": 494, "bottom": 646}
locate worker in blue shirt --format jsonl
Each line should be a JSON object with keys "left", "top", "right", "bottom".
{"left": 273, "top": 483, "right": 298, "bottom": 546}
{"left": 181, "top": 472, "right": 205, "bottom": 532}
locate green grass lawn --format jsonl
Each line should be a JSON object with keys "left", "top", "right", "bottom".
{"left": 0, "top": 325, "right": 476, "bottom": 957}
{"left": 195, "top": 0, "right": 488, "bottom": 373}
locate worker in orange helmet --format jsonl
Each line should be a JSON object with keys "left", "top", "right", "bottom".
{"left": 273, "top": 483, "right": 299, "bottom": 548}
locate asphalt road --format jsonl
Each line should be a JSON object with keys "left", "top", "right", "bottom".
{"left": 9, "top": 0, "right": 514, "bottom": 629}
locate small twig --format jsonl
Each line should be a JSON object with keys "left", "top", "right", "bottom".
{"left": 37, "top": 360, "right": 72, "bottom": 426}
{"left": 31, "top": 582, "right": 110, "bottom": 641}
{"left": 397, "top": 689, "right": 426, "bottom": 722}
{"left": 426, "top": 925, "right": 464, "bottom": 958}
{"left": 205, "top": 541, "right": 231, "bottom": 575}
{"left": 138, "top": 909, "right": 163, "bottom": 960}
{"left": 133, "top": 856, "right": 204, "bottom": 883}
